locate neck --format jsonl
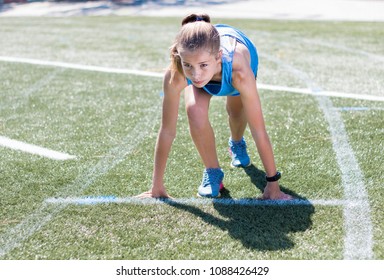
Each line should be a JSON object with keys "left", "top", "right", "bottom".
{"left": 211, "top": 62, "right": 222, "bottom": 82}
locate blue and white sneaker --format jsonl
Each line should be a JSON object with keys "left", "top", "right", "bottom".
{"left": 197, "top": 168, "right": 224, "bottom": 198}
{"left": 228, "top": 137, "right": 251, "bottom": 168}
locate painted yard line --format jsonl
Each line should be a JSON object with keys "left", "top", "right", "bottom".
{"left": 0, "top": 136, "right": 76, "bottom": 160}
{"left": 0, "top": 105, "right": 160, "bottom": 258}
{"left": 0, "top": 56, "right": 163, "bottom": 78}
{"left": 272, "top": 57, "right": 374, "bottom": 259}
{"left": 317, "top": 96, "right": 374, "bottom": 260}
{"left": 258, "top": 83, "right": 384, "bottom": 102}
{"left": 1, "top": 67, "right": 65, "bottom": 112}
{"left": 336, "top": 107, "right": 384, "bottom": 111}
{"left": 21, "top": 68, "right": 64, "bottom": 98}
{"left": 45, "top": 196, "right": 345, "bottom": 207}
{"left": 1, "top": 56, "right": 383, "bottom": 102}
{"left": 263, "top": 53, "right": 373, "bottom": 259}
{"left": 336, "top": 107, "right": 370, "bottom": 111}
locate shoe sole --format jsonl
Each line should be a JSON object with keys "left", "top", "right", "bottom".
{"left": 230, "top": 161, "right": 252, "bottom": 168}
{"left": 196, "top": 192, "right": 221, "bottom": 198}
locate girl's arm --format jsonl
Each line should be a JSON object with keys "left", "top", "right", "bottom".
{"left": 232, "top": 52, "right": 292, "bottom": 200}
{"left": 137, "top": 69, "right": 187, "bottom": 198}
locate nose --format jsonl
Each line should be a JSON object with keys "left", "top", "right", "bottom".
{"left": 191, "top": 68, "right": 201, "bottom": 80}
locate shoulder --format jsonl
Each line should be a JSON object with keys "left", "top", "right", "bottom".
{"left": 231, "top": 44, "right": 253, "bottom": 86}
{"left": 163, "top": 68, "right": 188, "bottom": 94}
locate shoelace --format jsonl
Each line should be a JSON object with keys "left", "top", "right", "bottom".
{"left": 201, "top": 168, "right": 223, "bottom": 187}
{"left": 229, "top": 139, "right": 247, "bottom": 157}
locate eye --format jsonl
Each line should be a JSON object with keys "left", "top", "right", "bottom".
{"left": 201, "top": 63, "right": 208, "bottom": 68}
{"left": 183, "top": 63, "right": 192, "bottom": 69}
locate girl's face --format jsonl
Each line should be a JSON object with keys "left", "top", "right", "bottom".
{"left": 180, "top": 48, "right": 221, "bottom": 88}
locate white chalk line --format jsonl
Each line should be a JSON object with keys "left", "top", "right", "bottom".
{"left": 1, "top": 55, "right": 383, "bottom": 102}
{"left": 45, "top": 196, "right": 347, "bottom": 207}
{"left": 1, "top": 66, "right": 73, "bottom": 160}
{"left": 265, "top": 55, "right": 374, "bottom": 259}
{"left": 0, "top": 136, "right": 76, "bottom": 160}
{"left": 0, "top": 105, "right": 160, "bottom": 257}
{"left": 335, "top": 107, "right": 384, "bottom": 111}
{"left": 0, "top": 56, "right": 163, "bottom": 78}
{"left": 258, "top": 84, "right": 384, "bottom": 102}
{"left": 318, "top": 97, "right": 374, "bottom": 260}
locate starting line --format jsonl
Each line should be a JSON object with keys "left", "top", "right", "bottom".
{"left": 45, "top": 196, "right": 347, "bottom": 207}
{"left": 0, "top": 136, "right": 76, "bottom": 160}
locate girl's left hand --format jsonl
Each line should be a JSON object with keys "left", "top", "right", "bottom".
{"left": 261, "top": 181, "right": 293, "bottom": 200}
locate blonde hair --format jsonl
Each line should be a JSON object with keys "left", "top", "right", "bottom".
{"left": 169, "top": 14, "right": 220, "bottom": 83}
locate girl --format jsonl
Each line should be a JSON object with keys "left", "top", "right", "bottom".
{"left": 138, "top": 14, "right": 292, "bottom": 200}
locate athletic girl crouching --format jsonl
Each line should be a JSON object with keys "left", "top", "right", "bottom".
{"left": 138, "top": 14, "right": 292, "bottom": 200}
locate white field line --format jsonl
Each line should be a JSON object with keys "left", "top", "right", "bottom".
{"left": 19, "top": 67, "right": 64, "bottom": 100}
{"left": 317, "top": 96, "right": 374, "bottom": 260}
{"left": 339, "top": 107, "right": 384, "bottom": 111}
{"left": 1, "top": 56, "right": 384, "bottom": 102}
{"left": 45, "top": 196, "right": 346, "bottom": 207}
{"left": 257, "top": 84, "right": 384, "bottom": 102}
{"left": 0, "top": 136, "right": 76, "bottom": 160}
{"left": 266, "top": 55, "right": 374, "bottom": 260}
{"left": 0, "top": 105, "right": 160, "bottom": 257}
{"left": 0, "top": 56, "right": 163, "bottom": 78}
{"left": 313, "top": 93, "right": 373, "bottom": 259}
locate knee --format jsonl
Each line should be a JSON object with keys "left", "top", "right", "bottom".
{"left": 186, "top": 103, "right": 208, "bottom": 130}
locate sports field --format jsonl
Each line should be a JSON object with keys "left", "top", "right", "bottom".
{"left": 0, "top": 16, "right": 383, "bottom": 261}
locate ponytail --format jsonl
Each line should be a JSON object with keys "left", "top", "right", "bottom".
{"left": 169, "top": 13, "right": 219, "bottom": 83}
{"left": 181, "top": 14, "right": 211, "bottom": 25}
{"left": 169, "top": 42, "right": 183, "bottom": 82}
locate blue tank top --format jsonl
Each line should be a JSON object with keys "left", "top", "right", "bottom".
{"left": 187, "top": 24, "right": 258, "bottom": 96}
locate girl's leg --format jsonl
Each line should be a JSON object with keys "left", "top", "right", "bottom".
{"left": 184, "top": 86, "right": 220, "bottom": 169}
{"left": 226, "top": 95, "right": 251, "bottom": 167}
{"left": 226, "top": 95, "right": 247, "bottom": 141}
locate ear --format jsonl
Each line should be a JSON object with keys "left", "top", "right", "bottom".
{"left": 216, "top": 50, "right": 222, "bottom": 61}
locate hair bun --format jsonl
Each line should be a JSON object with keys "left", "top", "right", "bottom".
{"left": 181, "top": 14, "right": 211, "bottom": 25}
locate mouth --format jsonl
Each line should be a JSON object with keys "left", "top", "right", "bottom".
{"left": 193, "top": 80, "right": 205, "bottom": 87}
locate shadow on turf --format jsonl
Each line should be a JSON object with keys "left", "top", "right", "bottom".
{"left": 166, "top": 164, "right": 314, "bottom": 251}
